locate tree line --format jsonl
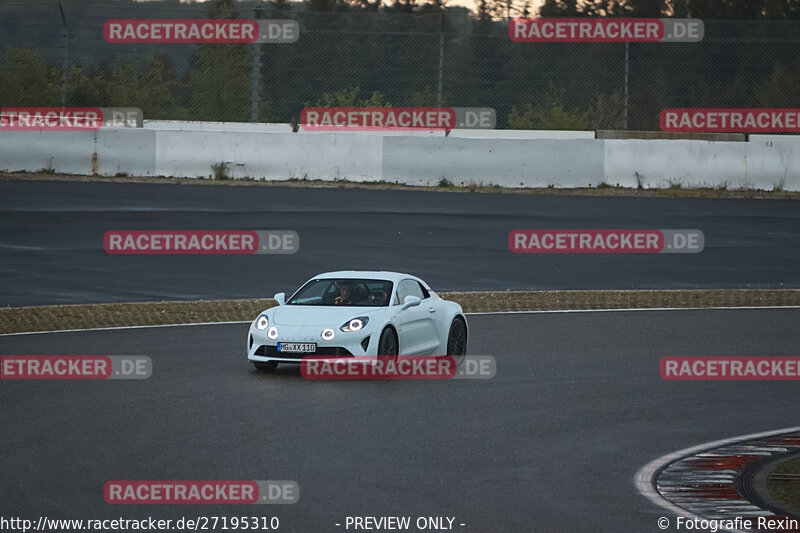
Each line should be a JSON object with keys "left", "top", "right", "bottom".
{"left": 0, "top": 0, "right": 798, "bottom": 130}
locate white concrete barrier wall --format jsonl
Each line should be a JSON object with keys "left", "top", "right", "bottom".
{"left": 96, "top": 129, "right": 156, "bottom": 176}
{"left": 447, "top": 129, "right": 594, "bottom": 140}
{"left": 154, "top": 130, "right": 383, "bottom": 180}
{"left": 0, "top": 131, "right": 95, "bottom": 174}
{"left": 603, "top": 139, "right": 800, "bottom": 190}
{"left": 0, "top": 130, "right": 157, "bottom": 176}
{"left": 748, "top": 134, "right": 800, "bottom": 143}
{"left": 2, "top": 128, "right": 799, "bottom": 190}
{"left": 381, "top": 137, "right": 603, "bottom": 187}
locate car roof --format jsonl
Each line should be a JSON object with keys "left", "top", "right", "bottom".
{"left": 311, "top": 270, "right": 425, "bottom": 284}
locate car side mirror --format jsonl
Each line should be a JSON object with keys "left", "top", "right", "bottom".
{"left": 401, "top": 295, "right": 421, "bottom": 310}
{"left": 273, "top": 292, "right": 286, "bottom": 306}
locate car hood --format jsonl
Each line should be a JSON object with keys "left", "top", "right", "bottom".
{"left": 271, "top": 306, "right": 383, "bottom": 326}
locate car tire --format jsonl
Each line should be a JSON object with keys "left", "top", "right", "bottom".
{"left": 377, "top": 327, "right": 399, "bottom": 363}
{"left": 447, "top": 317, "right": 468, "bottom": 365}
{"left": 253, "top": 361, "right": 278, "bottom": 372}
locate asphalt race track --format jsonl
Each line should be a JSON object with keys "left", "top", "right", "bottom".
{"left": 2, "top": 309, "right": 799, "bottom": 532}
{"left": 1, "top": 180, "right": 799, "bottom": 306}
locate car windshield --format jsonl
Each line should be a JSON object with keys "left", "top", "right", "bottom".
{"left": 288, "top": 279, "right": 393, "bottom": 307}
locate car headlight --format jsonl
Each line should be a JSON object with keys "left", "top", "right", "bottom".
{"left": 321, "top": 328, "right": 335, "bottom": 341}
{"left": 255, "top": 314, "right": 269, "bottom": 330}
{"left": 340, "top": 317, "right": 369, "bottom": 332}
{"left": 267, "top": 326, "right": 279, "bottom": 340}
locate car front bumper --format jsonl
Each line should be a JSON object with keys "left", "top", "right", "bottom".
{"left": 247, "top": 324, "right": 378, "bottom": 364}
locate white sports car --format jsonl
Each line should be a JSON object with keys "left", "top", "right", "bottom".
{"left": 247, "top": 271, "right": 468, "bottom": 371}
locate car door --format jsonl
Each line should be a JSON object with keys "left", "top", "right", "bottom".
{"left": 395, "top": 279, "right": 440, "bottom": 355}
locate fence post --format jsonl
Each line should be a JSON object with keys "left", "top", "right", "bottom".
{"left": 250, "top": 8, "right": 262, "bottom": 122}
{"left": 58, "top": 2, "right": 68, "bottom": 107}
{"left": 436, "top": 11, "right": 445, "bottom": 106}
{"left": 623, "top": 41, "right": 629, "bottom": 130}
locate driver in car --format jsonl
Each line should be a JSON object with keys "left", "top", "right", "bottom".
{"left": 334, "top": 282, "right": 356, "bottom": 305}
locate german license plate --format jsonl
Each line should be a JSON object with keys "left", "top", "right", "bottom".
{"left": 278, "top": 342, "right": 316, "bottom": 353}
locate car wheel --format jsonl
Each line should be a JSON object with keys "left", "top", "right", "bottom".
{"left": 447, "top": 317, "right": 468, "bottom": 364}
{"left": 377, "top": 327, "right": 398, "bottom": 362}
{"left": 253, "top": 361, "right": 278, "bottom": 372}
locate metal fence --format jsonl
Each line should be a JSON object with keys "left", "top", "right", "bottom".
{"left": 1, "top": 0, "right": 799, "bottom": 130}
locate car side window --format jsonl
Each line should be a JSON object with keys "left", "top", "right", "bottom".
{"left": 396, "top": 279, "right": 424, "bottom": 305}
{"left": 417, "top": 282, "right": 430, "bottom": 299}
